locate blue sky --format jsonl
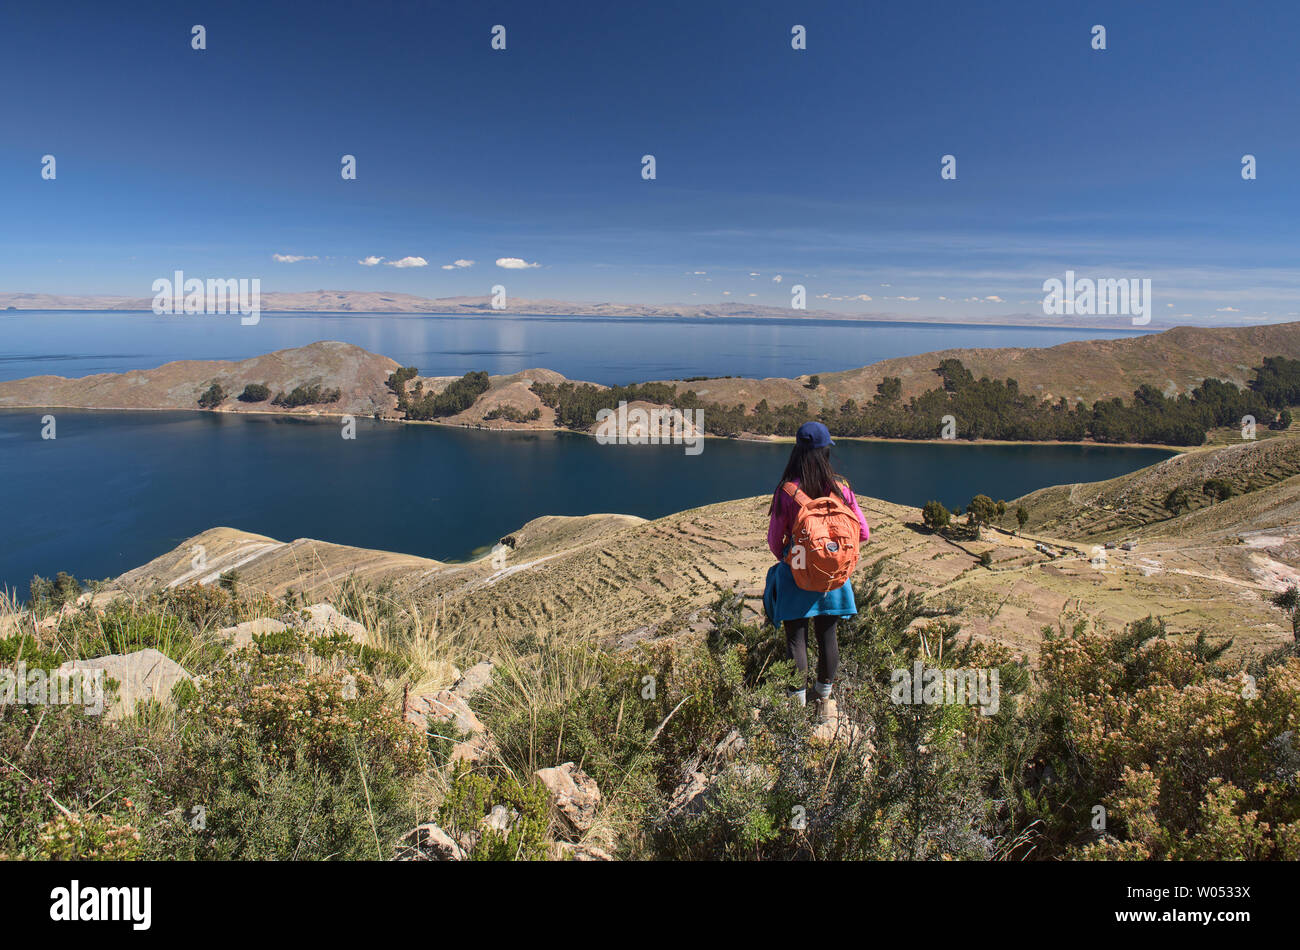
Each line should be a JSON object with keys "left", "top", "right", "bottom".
{"left": 1, "top": 0, "right": 1297, "bottom": 323}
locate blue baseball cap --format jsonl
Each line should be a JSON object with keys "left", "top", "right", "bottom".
{"left": 796, "top": 421, "right": 834, "bottom": 448}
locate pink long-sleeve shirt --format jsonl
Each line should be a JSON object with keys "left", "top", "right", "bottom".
{"left": 767, "top": 479, "right": 871, "bottom": 559}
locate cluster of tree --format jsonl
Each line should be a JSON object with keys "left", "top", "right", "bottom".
{"left": 271, "top": 384, "right": 341, "bottom": 408}
{"left": 922, "top": 495, "right": 1027, "bottom": 540}
{"left": 197, "top": 383, "right": 226, "bottom": 409}
{"left": 237, "top": 383, "right": 271, "bottom": 402}
{"left": 483, "top": 406, "right": 541, "bottom": 422}
{"left": 387, "top": 367, "right": 491, "bottom": 420}
{"left": 1249, "top": 356, "right": 1300, "bottom": 409}
{"left": 529, "top": 380, "right": 688, "bottom": 429}
{"left": 533, "top": 356, "right": 1299, "bottom": 447}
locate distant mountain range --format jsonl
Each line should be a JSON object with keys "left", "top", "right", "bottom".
{"left": 0, "top": 289, "right": 1180, "bottom": 330}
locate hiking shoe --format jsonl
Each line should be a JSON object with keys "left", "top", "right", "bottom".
{"left": 814, "top": 696, "right": 837, "bottom": 724}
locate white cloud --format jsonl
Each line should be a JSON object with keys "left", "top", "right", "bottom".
{"left": 772, "top": 275, "right": 783, "bottom": 283}
{"left": 497, "top": 257, "right": 540, "bottom": 269}
{"left": 386, "top": 256, "right": 429, "bottom": 268}
{"left": 984, "top": 295, "right": 1004, "bottom": 302}
{"left": 722, "top": 291, "right": 732, "bottom": 295}
{"left": 273, "top": 253, "right": 317, "bottom": 263}
{"left": 358, "top": 256, "right": 384, "bottom": 266}
{"left": 852, "top": 294, "right": 873, "bottom": 301}
{"left": 692, "top": 270, "right": 707, "bottom": 275}
{"left": 749, "top": 272, "right": 761, "bottom": 277}
{"left": 442, "top": 259, "right": 475, "bottom": 269}
{"left": 1216, "top": 306, "right": 1241, "bottom": 312}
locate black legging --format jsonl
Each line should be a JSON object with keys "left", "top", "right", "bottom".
{"left": 783, "top": 615, "right": 840, "bottom": 686}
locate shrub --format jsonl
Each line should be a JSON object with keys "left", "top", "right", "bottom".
{"left": 237, "top": 383, "right": 271, "bottom": 402}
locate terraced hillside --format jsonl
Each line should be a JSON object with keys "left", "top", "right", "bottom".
{"left": 1012, "top": 434, "right": 1300, "bottom": 540}
{"left": 110, "top": 452, "right": 1298, "bottom": 661}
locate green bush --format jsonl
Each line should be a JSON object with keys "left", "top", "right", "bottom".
{"left": 237, "top": 383, "right": 271, "bottom": 402}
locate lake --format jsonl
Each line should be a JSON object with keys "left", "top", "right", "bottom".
{"left": 0, "top": 409, "right": 1175, "bottom": 595}
{"left": 0, "top": 310, "right": 1149, "bottom": 386}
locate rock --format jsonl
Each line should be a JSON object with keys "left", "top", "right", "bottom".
{"left": 551, "top": 841, "right": 614, "bottom": 861}
{"left": 534, "top": 762, "right": 601, "bottom": 836}
{"left": 665, "top": 769, "right": 712, "bottom": 821}
{"left": 481, "top": 804, "right": 513, "bottom": 835}
{"left": 452, "top": 660, "right": 493, "bottom": 699}
{"left": 398, "top": 823, "right": 466, "bottom": 861}
{"left": 288, "top": 604, "right": 368, "bottom": 642}
{"left": 56, "top": 648, "right": 191, "bottom": 721}
{"left": 406, "top": 689, "right": 494, "bottom": 763}
{"left": 406, "top": 689, "right": 485, "bottom": 735}
{"left": 218, "top": 617, "right": 288, "bottom": 650}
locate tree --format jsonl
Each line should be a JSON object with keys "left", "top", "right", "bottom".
{"left": 1274, "top": 408, "right": 1293, "bottom": 431}
{"left": 875, "top": 377, "right": 902, "bottom": 404}
{"left": 198, "top": 383, "right": 226, "bottom": 409}
{"left": 806, "top": 375, "right": 820, "bottom": 390}
{"left": 921, "top": 500, "right": 951, "bottom": 533}
{"left": 1016, "top": 505, "right": 1030, "bottom": 532}
{"left": 996, "top": 500, "right": 1007, "bottom": 521}
{"left": 1272, "top": 586, "right": 1299, "bottom": 612}
{"left": 1163, "top": 487, "right": 1190, "bottom": 515}
{"left": 966, "top": 494, "right": 998, "bottom": 530}
{"left": 237, "top": 383, "right": 271, "bottom": 403}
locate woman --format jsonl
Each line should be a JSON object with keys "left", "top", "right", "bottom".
{"left": 763, "top": 421, "right": 870, "bottom": 725}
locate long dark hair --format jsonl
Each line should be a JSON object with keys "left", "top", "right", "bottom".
{"left": 770, "top": 443, "right": 847, "bottom": 514}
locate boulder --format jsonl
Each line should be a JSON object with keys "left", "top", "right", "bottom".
{"left": 56, "top": 648, "right": 191, "bottom": 721}
{"left": 406, "top": 689, "right": 484, "bottom": 735}
{"left": 218, "top": 617, "right": 288, "bottom": 650}
{"left": 288, "top": 604, "right": 368, "bottom": 642}
{"left": 534, "top": 762, "right": 601, "bottom": 836}
{"left": 405, "top": 689, "right": 493, "bottom": 763}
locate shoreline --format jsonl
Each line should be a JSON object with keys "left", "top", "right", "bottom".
{"left": 0, "top": 401, "right": 1192, "bottom": 453}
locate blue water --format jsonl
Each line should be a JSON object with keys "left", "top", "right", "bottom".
{"left": 0, "top": 409, "right": 1174, "bottom": 595}
{"left": 0, "top": 310, "right": 1150, "bottom": 386}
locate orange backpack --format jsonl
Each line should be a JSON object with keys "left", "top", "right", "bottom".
{"left": 782, "top": 481, "right": 860, "bottom": 592}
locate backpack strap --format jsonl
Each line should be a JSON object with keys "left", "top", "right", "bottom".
{"left": 782, "top": 481, "right": 814, "bottom": 508}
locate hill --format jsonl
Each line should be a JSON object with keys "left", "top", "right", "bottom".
{"left": 2, "top": 323, "right": 1298, "bottom": 440}
{"left": 109, "top": 443, "right": 1299, "bottom": 660}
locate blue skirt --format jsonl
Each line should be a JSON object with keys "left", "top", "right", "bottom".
{"left": 762, "top": 559, "right": 858, "bottom": 626}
